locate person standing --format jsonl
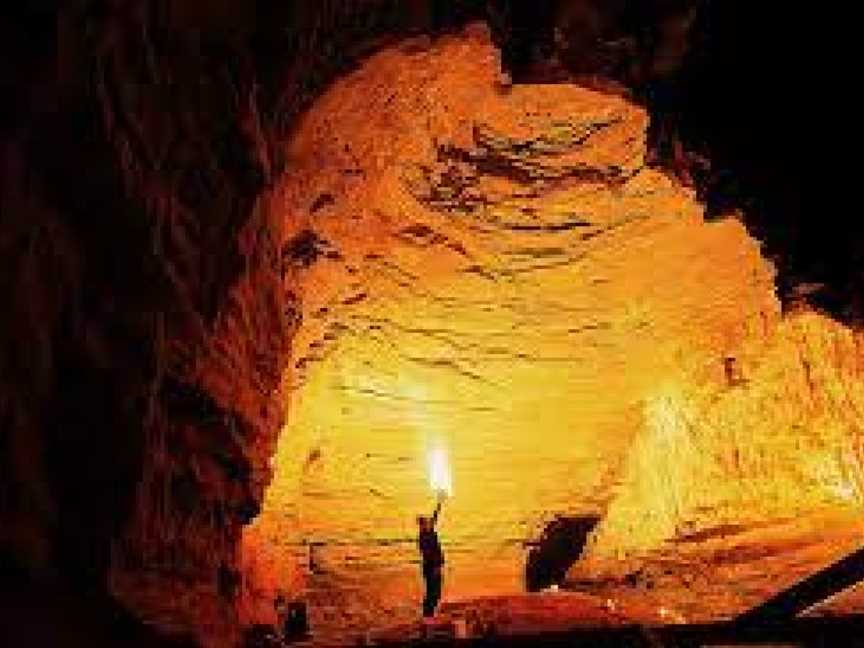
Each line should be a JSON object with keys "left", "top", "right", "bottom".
{"left": 417, "top": 491, "right": 447, "bottom": 618}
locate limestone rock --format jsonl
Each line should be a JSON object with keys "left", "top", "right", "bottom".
{"left": 242, "top": 26, "right": 793, "bottom": 644}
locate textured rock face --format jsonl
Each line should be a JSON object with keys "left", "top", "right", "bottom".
{"left": 237, "top": 26, "right": 856, "bottom": 644}
{"left": 571, "top": 310, "right": 864, "bottom": 618}
{"left": 1, "top": 3, "right": 293, "bottom": 645}
{"left": 4, "top": 4, "right": 502, "bottom": 645}
{"left": 2, "top": 3, "right": 490, "bottom": 645}
{"left": 2, "top": 4, "right": 862, "bottom": 647}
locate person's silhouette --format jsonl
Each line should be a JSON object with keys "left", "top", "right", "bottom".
{"left": 417, "top": 490, "right": 446, "bottom": 618}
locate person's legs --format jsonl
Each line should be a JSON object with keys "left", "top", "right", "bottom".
{"left": 422, "top": 567, "right": 442, "bottom": 617}
{"left": 422, "top": 577, "right": 433, "bottom": 618}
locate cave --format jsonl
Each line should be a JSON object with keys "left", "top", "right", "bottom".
{"left": 2, "top": 2, "right": 863, "bottom": 647}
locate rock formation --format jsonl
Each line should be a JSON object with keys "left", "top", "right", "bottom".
{"left": 2, "top": 3, "right": 861, "bottom": 647}
{"left": 238, "top": 27, "right": 862, "bottom": 644}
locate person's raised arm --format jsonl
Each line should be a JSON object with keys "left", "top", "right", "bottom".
{"left": 431, "top": 491, "right": 445, "bottom": 526}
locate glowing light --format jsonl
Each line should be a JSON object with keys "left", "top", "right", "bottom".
{"left": 831, "top": 480, "right": 858, "bottom": 502}
{"left": 429, "top": 447, "right": 453, "bottom": 496}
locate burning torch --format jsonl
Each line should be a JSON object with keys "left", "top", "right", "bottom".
{"left": 428, "top": 446, "right": 453, "bottom": 502}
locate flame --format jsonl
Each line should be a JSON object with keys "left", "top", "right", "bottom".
{"left": 429, "top": 447, "right": 453, "bottom": 496}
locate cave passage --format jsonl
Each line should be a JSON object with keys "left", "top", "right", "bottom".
{"left": 4, "top": 3, "right": 864, "bottom": 648}
{"left": 237, "top": 26, "right": 864, "bottom": 645}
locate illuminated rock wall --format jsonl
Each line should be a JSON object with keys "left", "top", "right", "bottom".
{"left": 240, "top": 25, "right": 799, "bottom": 643}
{"left": 4, "top": 4, "right": 860, "bottom": 647}
{"left": 572, "top": 309, "right": 864, "bottom": 620}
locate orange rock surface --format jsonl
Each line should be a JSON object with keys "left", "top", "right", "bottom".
{"left": 238, "top": 25, "right": 864, "bottom": 644}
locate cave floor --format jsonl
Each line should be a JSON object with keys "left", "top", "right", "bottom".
{"left": 361, "top": 511, "right": 864, "bottom": 648}
{"left": 367, "top": 593, "right": 864, "bottom": 647}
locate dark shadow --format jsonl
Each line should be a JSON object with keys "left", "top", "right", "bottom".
{"left": 525, "top": 515, "right": 600, "bottom": 592}
{"left": 736, "top": 545, "right": 864, "bottom": 626}
{"left": 489, "top": 0, "right": 862, "bottom": 325}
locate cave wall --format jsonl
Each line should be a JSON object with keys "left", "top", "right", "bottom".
{"left": 237, "top": 26, "right": 812, "bottom": 643}
{"left": 2, "top": 2, "right": 491, "bottom": 645}
{"left": 241, "top": 16, "right": 864, "bottom": 642}
{"left": 2, "top": 1, "right": 861, "bottom": 646}
{"left": 493, "top": 0, "right": 863, "bottom": 320}
{"left": 571, "top": 310, "right": 864, "bottom": 621}
{"left": 2, "top": 2, "right": 294, "bottom": 644}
